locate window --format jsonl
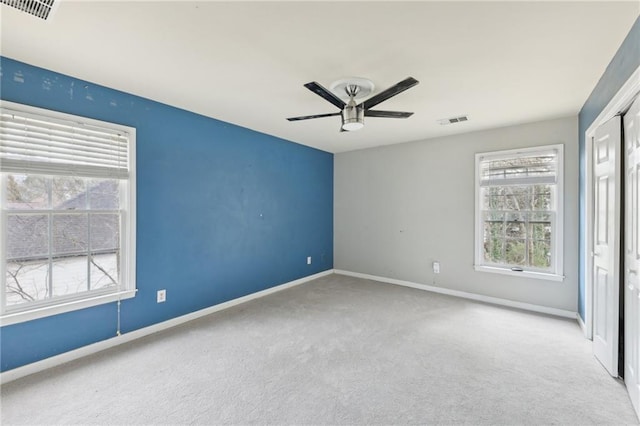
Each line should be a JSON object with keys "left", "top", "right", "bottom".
{"left": 475, "top": 144, "right": 564, "bottom": 281}
{"left": 0, "top": 101, "right": 136, "bottom": 325}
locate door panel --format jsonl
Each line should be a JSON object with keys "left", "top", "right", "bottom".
{"left": 597, "top": 134, "right": 610, "bottom": 162}
{"left": 624, "top": 96, "right": 640, "bottom": 419}
{"left": 595, "top": 267, "right": 609, "bottom": 339}
{"left": 596, "top": 176, "right": 609, "bottom": 244}
{"left": 593, "top": 115, "right": 621, "bottom": 376}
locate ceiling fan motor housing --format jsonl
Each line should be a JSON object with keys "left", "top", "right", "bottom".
{"left": 342, "top": 99, "right": 364, "bottom": 131}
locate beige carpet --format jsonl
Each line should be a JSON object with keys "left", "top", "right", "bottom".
{"left": 1, "top": 274, "right": 638, "bottom": 425}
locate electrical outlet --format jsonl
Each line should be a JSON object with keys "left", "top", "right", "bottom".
{"left": 433, "top": 262, "right": 440, "bottom": 274}
{"left": 307, "top": 256, "right": 312, "bottom": 265}
{"left": 157, "top": 289, "right": 166, "bottom": 303}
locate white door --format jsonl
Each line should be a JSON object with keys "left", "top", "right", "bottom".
{"left": 592, "top": 115, "right": 622, "bottom": 376}
{"left": 624, "top": 96, "right": 640, "bottom": 418}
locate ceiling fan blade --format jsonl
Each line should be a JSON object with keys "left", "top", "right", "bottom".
{"left": 359, "top": 77, "right": 419, "bottom": 110}
{"left": 364, "top": 110, "right": 414, "bottom": 118}
{"left": 287, "top": 112, "right": 341, "bottom": 121}
{"left": 304, "top": 82, "right": 346, "bottom": 110}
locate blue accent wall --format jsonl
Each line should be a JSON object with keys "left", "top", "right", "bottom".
{"left": 0, "top": 57, "right": 334, "bottom": 371}
{"left": 577, "top": 17, "right": 640, "bottom": 319}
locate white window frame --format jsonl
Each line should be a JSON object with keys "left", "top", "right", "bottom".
{"left": 0, "top": 100, "right": 136, "bottom": 326}
{"left": 474, "top": 144, "right": 564, "bottom": 282}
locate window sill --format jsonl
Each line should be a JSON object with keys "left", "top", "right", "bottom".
{"left": 474, "top": 265, "right": 565, "bottom": 282}
{"left": 0, "top": 290, "right": 136, "bottom": 327}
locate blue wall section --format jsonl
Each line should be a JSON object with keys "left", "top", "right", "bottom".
{"left": 0, "top": 57, "right": 334, "bottom": 371}
{"left": 577, "top": 17, "right": 640, "bottom": 320}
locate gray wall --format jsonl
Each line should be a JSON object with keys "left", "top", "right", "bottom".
{"left": 335, "top": 116, "right": 578, "bottom": 312}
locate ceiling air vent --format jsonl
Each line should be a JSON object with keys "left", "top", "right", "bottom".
{"left": 1, "top": 0, "right": 56, "bottom": 20}
{"left": 437, "top": 115, "right": 469, "bottom": 125}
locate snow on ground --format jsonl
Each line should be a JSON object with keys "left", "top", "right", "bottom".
{"left": 5, "top": 253, "right": 118, "bottom": 306}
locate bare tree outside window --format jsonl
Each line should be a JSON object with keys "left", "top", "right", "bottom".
{"left": 5, "top": 174, "right": 120, "bottom": 306}
{"left": 482, "top": 184, "right": 553, "bottom": 269}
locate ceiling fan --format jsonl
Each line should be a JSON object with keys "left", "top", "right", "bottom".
{"left": 287, "top": 77, "right": 419, "bottom": 132}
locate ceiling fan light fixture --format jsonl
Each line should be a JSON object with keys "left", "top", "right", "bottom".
{"left": 342, "top": 120, "right": 364, "bottom": 131}
{"left": 341, "top": 103, "right": 364, "bottom": 131}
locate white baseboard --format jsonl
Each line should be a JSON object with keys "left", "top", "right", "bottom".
{"left": 0, "top": 269, "right": 334, "bottom": 384}
{"left": 335, "top": 269, "right": 577, "bottom": 319}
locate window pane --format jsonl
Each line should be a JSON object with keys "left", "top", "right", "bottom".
{"left": 505, "top": 239, "right": 526, "bottom": 266}
{"left": 504, "top": 186, "right": 530, "bottom": 211}
{"left": 90, "top": 253, "right": 118, "bottom": 290}
{"left": 484, "top": 221, "right": 504, "bottom": 239}
{"left": 88, "top": 179, "right": 119, "bottom": 209}
{"left": 506, "top": 221, "right": 526, "bottom": 239}
{"left": 6, "top": 174, "right": 49, "bottom": 210}
{"left": 5, "top": 260, "right": 49, "bottom": 306}
{"left": 484, "top": 238, "right": 504, "bottom": 264}
{"left": 90, "top": 214, "right": 119, "bottom": 251}
{"left": 480, "top": 153, "right": 557, "bottom": 182}
{"left": 7, "top": 214, "right": 49, "bottom": 259}
{"left": 52, "top": 255, "right": 89, "bottom": 297}
{"left": 483, "top": 194, "right": 504, "bottom": 210}
{"left": 531, "top": 185, "right": 552, "bottom": 210}
{"left": 52, "top": 214, "right": 88, "bottom": 255}
{"left": 482, "top": 187, "right": 505, "bottom": 210}
{"left": 484, "top": 193, "right": 547, "bottom": 271}
{"left": 529, "top": 240, "right": 551, "bottom": 269}
{"left": 529, "top": 222, "right": 551, "bottom": 240}
{"left": 52, "top": 177, "right": 86, "bottom": 210}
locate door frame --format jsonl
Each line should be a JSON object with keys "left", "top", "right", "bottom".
{"left": 623, "top": 95, "right": 640, "bottom": 420}
{"left": 585, "top": 64, "right": 640, "bottom": 340}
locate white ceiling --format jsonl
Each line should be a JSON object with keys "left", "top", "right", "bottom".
{"left": 1, "top": 1, "right": 638, "bottom": 153}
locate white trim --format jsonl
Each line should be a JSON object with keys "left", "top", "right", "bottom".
{"left": 474, "top": 265, "right": 564, "bottom": 282}
{"left": 335, "top": 269, "right": 576, "bottom": 319}
{"left": 584, "top": 64, "right": 640, "bottom": 341}
{"left": 124, "top": 128, "right": 136, "bottom": 314}
{"left": 0, "top": 290, "right": 136, "bottom": 327}
{"left": 585, "top": 126, "right": 593, "bottom": 342}
{"left": 586, "top": 65, "right": 640, "bottom": 136}
{"left": 0, "top": 269, "right": 334, "bottom": 384}
{"left": 0, "top": 175, "right": 6, "bottom": 315}
{"left": 577, "top": 313, "right": 588, "bottom": 338}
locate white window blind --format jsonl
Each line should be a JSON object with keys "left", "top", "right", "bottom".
{"left": 478, "top": 148, "right": 558, "bottom": 187}
{"left": 0, "top": 107, "right": 129, "bottom": 179}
